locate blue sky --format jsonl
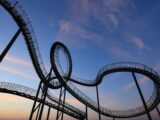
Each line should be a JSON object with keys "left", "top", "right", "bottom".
{"left": 0, "top": 0, "right": 160, "bottom": 119}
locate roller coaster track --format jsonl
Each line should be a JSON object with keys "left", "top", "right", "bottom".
{"left": 1, "top": 0, "right": 160, "bottom": 119}
{"left": 0, "top": 0, "right": 85, "bottom": 119}
{"left": 0, "top": 81, "right": 85, "bottom": 119}
{"left": 50, "top": 42, "right": 160, "bottom": 118}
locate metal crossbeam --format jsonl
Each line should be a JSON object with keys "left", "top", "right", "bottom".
{"left": 132, "top": 72, "right": 152, "bottom": 120}
{"left": 156, "top": 106, "right": 160, "bottom": 117}
{"left": 29, "top": 68, "right": 52, "bottom": 120}
{"left": 56, "top": 87, "right": 66, "bottom": 120}
{"left": 0, "top": 28, "right": 21, "bottom": 63}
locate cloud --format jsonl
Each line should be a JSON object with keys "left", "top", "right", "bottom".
{"left": 131, "top": 36, "right": 145, "bottom": 49}
{"left": 1, "top": 54, "right": 36, "bottom": 80}
{"left": 100, "top": 93, "right": 123, "bottom": 110}
{"left": 66, "top": 0, "right": 136, "bottom": 30}
{"left": 4, "top": 55, "right": 31, "bottom": 67}
{"left": 57, "top": 20, "right": 104, "bottom": 48}
{"left": 107, "top": 13, "right": 119, "bottom": 27}
{"left": 125, "top": 34, "right": 150, "bottom": 51}
{"left": 154, "top": 62, "right": 160, "bottom": 73}
{"left": 59, "top": 21, "right": 88, "bottom": 38}
{"left": 0, "top": 64, "right": 37, "bottom": 80}
{"left": 108, "top": 45, "right": 130, "bottom": 57}
{"left": 57, "top": 20, "right": 131, "bottom": 58}
{"left": 56, "top": 0, "right": 136, "bottom": 58}
{"left": 124, "top": 76, "right": 149, "bottom": 90}
{"left": 124, "top": 62, "right": 160, "bottom": 91}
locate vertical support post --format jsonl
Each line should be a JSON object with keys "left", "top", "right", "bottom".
{"left": 29, "top": 68, "right": 52, "bottom": 120}
{"left": 56, "top": 87, "right": 66, "bottom": 120}
{"left": 156, "top": 106, "right": 160, "bottom": 117}
{"left": 47, "top": 106, "right": 51, "bottom": 120}
{"left": 86, "top": 105, "right": 88, "bottom": 120}
{"left": 132, "top": 72, "right": 152, "bottom": 120}
{"left": 56, "top": 87, "right": 62, "bottom": 120}
{"left": 35, "top": 104, "right": 41, "bottom": 120}
{"left": 29, "top": 81, "right": 43, "bottom": 120}
{"left": 61, "top": 90, "right": 66, "bottom": 120}
{"left": 96, "top": 85, "right": 101, "bottom": 120}
{"left": 38, "top": 84, "right": 49, "bottom": 120}
{"left": 0, "top": 28, "right": 21, "bottom": 63}
{"left": 113, "top": 117, "right": 115, "bottom": 120}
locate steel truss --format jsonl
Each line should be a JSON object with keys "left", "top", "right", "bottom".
{"left": 29, "top": 68, "right": 52, "bottom": 120}
{"left": 56, "top": 87, "right": 66, "bottom": 120}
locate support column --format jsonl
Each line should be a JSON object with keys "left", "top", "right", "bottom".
{"left": 29, "top": 68, "right": 52, "bottom": 120}
{"left": 61, "top": 89, "right": 66, "bottom": 120}
{"left": 29, "top": 81, "right": 43, "bottom": 120}
{"left": 132, "top": 72, "right": 152, "bottom": 120}
{"left": 0, "top": 28, "right": 21, "bottom": 63}
{"left": 156, "top": 106, "right": 160, "bottom": 117}
{"left": 38, "top": 84, "right": 49, "bottom": 120}
{"left": 47, "top": 106, "right": 51, "bottom": 120}
{"left": 86, "top": 105, "right": 88, "bottom": 120}
{"left": 56, "top": 87, "right": 66, "bottom": 120}
{"left": 96, "top": 85, "right": 101, "bottom": 120}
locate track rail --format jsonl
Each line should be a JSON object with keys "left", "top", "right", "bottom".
{"left": 0, "top": 82, "right": 84, "bottom": 119}
{"left": 1, "top": 0, "right": 160, "bottom": 119}
{"left": 50, "top": 42, "right": 160, "bottom": 118}
{"left": 0, "top": 0, "right": 84, "bottom": 118}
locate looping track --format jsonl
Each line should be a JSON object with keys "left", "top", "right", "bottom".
{"left": 0, "top": 0, "right": 85, "bottom": 119}
{"left": 1, "top": 0, "right": 160, "bottom": 119}
{"left": 50, "top": 42, "right": 160, "bottom": 118}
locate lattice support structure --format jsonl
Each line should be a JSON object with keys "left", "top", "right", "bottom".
{"left": 56, "top": 87, "right": 66, "bottom": 120}
{"left": 29, "top": 68, "right": 52, "bottom": 120}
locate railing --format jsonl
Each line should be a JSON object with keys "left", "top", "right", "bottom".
{"left": 0, "top": 82, "right": 84, "bottom": 118}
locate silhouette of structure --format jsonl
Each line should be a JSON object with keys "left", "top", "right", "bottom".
{"left": 0, "top": 0, "right": 160, "bottom": 120}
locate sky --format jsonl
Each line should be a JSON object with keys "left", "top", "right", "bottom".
{"left": 0, "top": 0, "right": 160, "bottom": 120}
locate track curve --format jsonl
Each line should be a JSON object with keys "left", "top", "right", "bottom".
{"left": 1, "top": 0, "right": 160, "bottom": 119}
{"left": 0, "top": 1, "right": 85, "bottom": 118}
{"left": 50, "top": 42, "right": 160, "bottom": 118}
{"left": 0, "top": 82, "right": 85, "bottom": 119}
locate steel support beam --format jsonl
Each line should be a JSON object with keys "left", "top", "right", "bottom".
{"left": 132, "top": 72, "right": 152, "bottom": 120}
{"left": 47, "top": 106, "right": 51, "bottom": 120}
{"left": 56, "top": 87, "right": 66, "bottom": 120}
{"left": 29, "top": 68, "right": 52, "bottom": 120}
{"left": 156, "top": 106, "right": 160, "bottom": 117}
{"left": 29, "top": 80, "right": 43, "bottom": 120}
{"left": 0, "top": 28, "right": 21, "bottom": 63}
{"left": 86, "top": 105, "right": 88, "bottom": 120}
{"left": 96, "top": 85, "right": 101, "bottom": 120}
{"left": 38, "top": 84, "right": 49, "bottom": 119}
{"left": 61, "top": 89, "right": 66, "bottom": 120}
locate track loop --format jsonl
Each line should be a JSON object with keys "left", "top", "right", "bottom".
{"left": 50, "top": 42, "right": 160, "bottom": 118}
